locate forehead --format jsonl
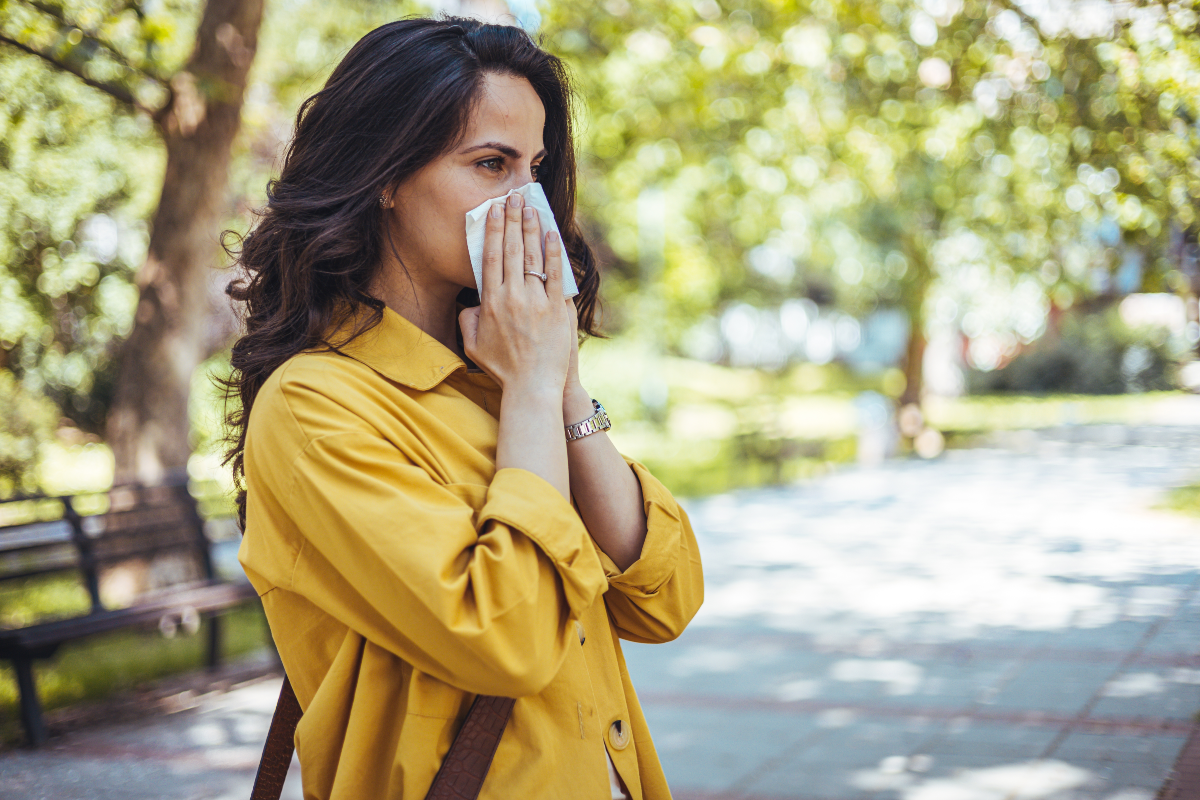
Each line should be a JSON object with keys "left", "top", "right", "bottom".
{"left": 461, "top": 72, "right": 545, "bottom": 146}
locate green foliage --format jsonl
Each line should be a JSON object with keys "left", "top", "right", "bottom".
{"left": 0, "top": 369, "right": 59, "bottom": 496}
{"left": 970, "top": 307, "right": 1179, "bottom": 394}
{"left": 924, "top": 389, "right": 1187, "bottom": 433}
{"left": 538, "top": 0, "right": 1200, "bottom": 357}
{"left": 0, "top": 0, "right": 201, "bottom": 105}
{"left": 3, "top": 0, "right": 1199, "bottom": 494}
{"left": 0, "top": 572, "right": 91, "bottom": 628}
{"left": 1162, "top": 482, "right": 1200, "bottom": 517}
{"left": 0, "top": 2, "right": 180, "bottom": 431}
{"left": 0, "top": 0, "right": 420, "bottom": 457}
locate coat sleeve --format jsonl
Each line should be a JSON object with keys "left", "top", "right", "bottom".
{"left": 269, "top": 424, "right": 610, "bottom": 699}
{"left": 593, "top": 456, "right": 705, "bottom": 644}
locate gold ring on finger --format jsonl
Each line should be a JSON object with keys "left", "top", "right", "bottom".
{"left": 524, "top": 270, "right": 547, "bottom": 283}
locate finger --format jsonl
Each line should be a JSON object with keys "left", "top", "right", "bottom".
{"left": 521, "top": 204, "right": 545, "bottom": 291}
{"left": 481, "top": 202, "right": 504, "bottom": 295}
{"left": 565, "top": 295, "right": 579, "bottom": 336}
{"left": 502, "top": 192, "right": 525, "bottom": 285}
{"left": 458, "top": 305, "right": 480, "bottom": 357}
{"left": 544, "top": 230, "right": 564, "bottom": 299}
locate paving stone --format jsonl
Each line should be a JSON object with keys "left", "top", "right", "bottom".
{"left": 1060, "top": 759, "right": 1172, "bottom": 790}
{"left": 1088, "top": 678, "right": 1200, "bottom": 722}
{"left": 984, "top": 661, "right": 1118, "bottom": 715}
{"left": 779, "top": 723, "right": 931, "bottom": 766}
{"left": 916, "top": 719, "right": 1061, "bottom": 759}
{"left": 1140, "top": 621, "right": 1200, "bottom": 657}
{"left": 625, "top": 640, "right": 841, "bottom": 701}
{"left": 640, "top": 704, "right": 823, "bottom": 794}
{"left": 1045, "top": 620, "right": 1158, "bottom": 653}
{"left": 1049, "top": 731, "right": 1187, "bottom": 767}
{"left": 740, "top": 758, "right": 881, "bottom": 800}
{"left": 871, "top": 755, "right": 1121, "bottom": 799}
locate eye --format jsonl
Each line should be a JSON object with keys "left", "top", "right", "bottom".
{"left": 531, "top": 162, "right": 542, "bottom": 180}
{"left": 478, "top": 157, "right": 504, "bottom": 173}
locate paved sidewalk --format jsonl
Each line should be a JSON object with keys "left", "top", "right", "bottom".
{"left": 0, "top": 660, "right": 300, "bottom": 800}
{"left": 628, "top": 425, "right": 1200, "bottom": 799}
{"left": 2, "top": 425, "right": 1200, "bottom": 799}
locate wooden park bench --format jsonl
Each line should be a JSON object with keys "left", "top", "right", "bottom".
{"left": 0, "top": 479, "right": 262, "bottom": 746}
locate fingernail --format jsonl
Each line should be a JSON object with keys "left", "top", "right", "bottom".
{"left": 523, "top": 207, "right": 534, "bottom": 220}
{"left": 489, "top": 203, "right": 502, "bottom": 219}
{"left": 507, "top": 193, "right": 521, "bottom": 208}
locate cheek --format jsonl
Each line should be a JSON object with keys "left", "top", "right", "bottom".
{"left": 402, "top": 192, "right": 467, "bottom": 246}
{"left": 429, "top": 177, "right": 485, "bottom": 234}
{"left": 397, "top": 172, "right": 487, "bottom": 267}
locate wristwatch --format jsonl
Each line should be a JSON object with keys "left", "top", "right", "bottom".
{"left": 565, "top": 399, "right": 612, "bottom": 441}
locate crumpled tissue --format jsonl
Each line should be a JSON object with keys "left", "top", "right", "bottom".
{"left": 464, "top": 182, "right": 578, "bottom": 298}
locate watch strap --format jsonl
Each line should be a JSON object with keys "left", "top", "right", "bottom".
{"left": 565, "top": 399, "right": 611, "bottom": 441}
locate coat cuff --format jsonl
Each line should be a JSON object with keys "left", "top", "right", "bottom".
{"left": 595, "top": 458, "right": 683, "bottom": 596}
{"left": 479, "top": 468, "right": 608, "bottom": 614}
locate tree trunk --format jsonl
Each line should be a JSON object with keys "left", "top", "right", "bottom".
{"left": 107, "top": 0, "right": 264, "bottom": 485}
{"left": 898, "top": 249, "right": 933, "bottom": 409}
{"left": 898, "top": 314, "right": 926, "bottom": 409}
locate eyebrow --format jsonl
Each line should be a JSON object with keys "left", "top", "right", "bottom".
{"left": 460, "top": 141, "right": 548, "bottom": 160}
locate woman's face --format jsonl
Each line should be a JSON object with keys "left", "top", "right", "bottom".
{"left": 382, "top": 71, "right": 547, "bottom": 294}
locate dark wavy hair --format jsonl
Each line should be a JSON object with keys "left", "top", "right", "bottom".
{"left": 221, "top": 16, "right": 603, "bottom": 526}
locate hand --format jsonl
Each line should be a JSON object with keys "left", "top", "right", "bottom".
{"left": 563, "top": 294, "right": 585, "bottom": 401}
{"left": 459, "top": 192, "right": 571, "bottom": 396}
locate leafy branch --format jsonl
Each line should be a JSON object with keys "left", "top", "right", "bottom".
{"left": 24, "top": 0, "right": 170, "bottom": 84}
{"left": 0, "top": 0, "right": 173, "bottom": 116}
{"left": 0, "top": 31, "right": 157, "bottom": 115}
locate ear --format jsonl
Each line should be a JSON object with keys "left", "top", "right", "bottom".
{"left": 379, "top": 183, "right": 399, "bottom": 210}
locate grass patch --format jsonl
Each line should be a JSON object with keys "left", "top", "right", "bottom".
{"left": 1161, "top": 483, "right": 1200, "bottom": 517}
{"left": 0, "top": 600, "right": 269, "bottom": 746}
{"left": 0, "top": 573, "right": 93, "bottom": 629}
{"left": 612, "top": 420, "right": 858, "bottom": 499}
{"left": 924, "top": 391, "right": 1190, "bottom": 434}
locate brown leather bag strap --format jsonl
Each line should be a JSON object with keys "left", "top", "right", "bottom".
{"left": 250, "top": 676, "right": 303, "bottom": 800}
{"left": 424, "top": 694, "right": 516, "bottom": 800}
{"left": 250, "top": 676, "right": 514, "bottom": 800}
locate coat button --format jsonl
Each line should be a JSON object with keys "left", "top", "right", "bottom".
{"left": 576, "top": 621, "right": 586, "bottom": 645}
{"left": 607, "top": 719, "right": 631, "bottom": 751}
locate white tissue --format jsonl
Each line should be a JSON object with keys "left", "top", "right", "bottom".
{"left": 465, "top": 182, "right": 578, "bottom": 298}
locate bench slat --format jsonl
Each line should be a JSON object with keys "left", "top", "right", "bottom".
{"left": 0, "top": 520, "right": 73, "bottom": 550}
{"left": 0, "top": 581, "right": 258, "bottom": 656}
{"left": 0, "top": 543, "right": 80, "bottom": 579}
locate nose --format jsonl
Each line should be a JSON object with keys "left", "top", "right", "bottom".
{"left": 504, "top": 170, "right": 534, "bottom": 193}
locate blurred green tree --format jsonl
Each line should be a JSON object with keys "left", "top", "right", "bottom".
{"left": 3, "top": 0, "right": 1198, "bottom": 492}
{"left": 1, "top": 0, "right": 264, "bottom": 484}
{"left": 540, "top": 0, "right": 1200, "bottom": 406}
{"left": 0, "top": 0, "right": 430, "bottom": 491}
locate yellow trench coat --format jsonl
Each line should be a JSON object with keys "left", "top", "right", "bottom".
{"left": 238, "top": 306, "right": 705, "bottom": 800}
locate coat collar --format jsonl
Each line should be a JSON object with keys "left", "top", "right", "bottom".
{"left": 331, "top": 303, "right": 478, "bottom": 391}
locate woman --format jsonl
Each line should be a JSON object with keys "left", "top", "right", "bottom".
{"left": 226, "top": 16, "right": 704, "bottom": 800}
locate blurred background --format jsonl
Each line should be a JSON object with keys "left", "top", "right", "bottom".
{"left": 2, "top": 0, "right": 1200, "bottom": 798}
{"left": 1, "top": 0, "right": 1198, "bottom": 498}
